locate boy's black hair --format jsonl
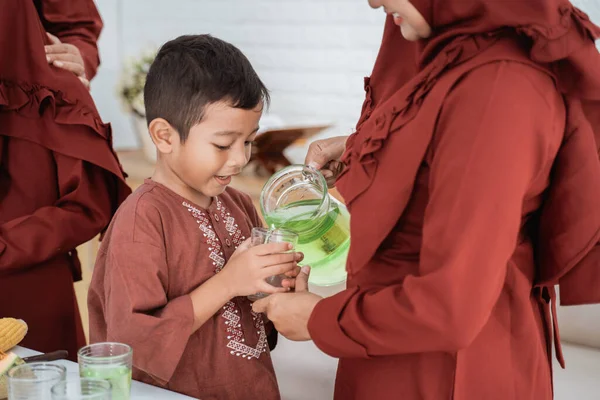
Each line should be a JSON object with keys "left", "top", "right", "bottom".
{"left": 144, "top": 34, "right": 270, "bottom": 141}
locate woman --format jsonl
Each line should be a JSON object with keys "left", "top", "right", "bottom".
{"left": 254, "top": 0, "right": 600, "bottom": 398}
{"left": 0, "top": 0, "right": 131, "bottom": 361}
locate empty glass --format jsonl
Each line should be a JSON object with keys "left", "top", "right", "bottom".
{"left": 247, "top": 227, "right": 299, "bottom": 301}
{"left": 51, "top": 378, "right": 111, "bottom": 400}
{"left": 8, "top": 362, "right": 66, "bottom": 400}
{"left": 78, "top": 343, "right": 132, "bottom": 400}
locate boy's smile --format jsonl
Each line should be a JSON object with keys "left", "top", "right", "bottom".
{"left": 214, "top": 175, "right": 233, "bottom": 186}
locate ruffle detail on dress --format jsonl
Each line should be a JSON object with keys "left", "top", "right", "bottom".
{"left": 518, "top": 4, "right": 600, "bottom": 63}
{"left": 338, "top": 34, "right": 495, "bottom": 205}
{"left": 338, "top": 4, "right": 600, "bottom": 206}
{"left": 0, "top": 79, "right": 111, "bottom": 141}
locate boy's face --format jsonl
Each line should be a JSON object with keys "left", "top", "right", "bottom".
{"left": 167, "top": 101, "right": 262, "bottom": 202}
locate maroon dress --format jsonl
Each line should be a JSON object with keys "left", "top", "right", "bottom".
{"left": 307, "top": 3, "right": 600, "bottom": 399}
{"left": 0, "top": 0, "right": 131, "bottom": 360}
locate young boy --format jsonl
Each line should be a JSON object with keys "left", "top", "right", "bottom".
{"left": 87, "top": 35, "right": 301, "bottom": 400}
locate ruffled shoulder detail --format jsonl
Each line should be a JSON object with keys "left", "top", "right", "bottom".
{"left": 338, "top": 4, "right": 600, "bottom": 206}
{"left": 519, "top": 4, "right": 600, "bottom": 62}
{"left": 0, "top": 79, "right": 110, "bottom": 140}
{"left": 519, "top": 5, "right": 600, "bottom": 96}
{"left": 338, "top": 34, "right": 497, "bottom": 205}
{"left": 0, "top": 78, "right": 131, "bottom": 213}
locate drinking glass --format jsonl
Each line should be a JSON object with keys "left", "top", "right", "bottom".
{"left": 247, "top": 227, "right": 298, "bottom": 301}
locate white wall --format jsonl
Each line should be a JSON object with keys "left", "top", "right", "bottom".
{"left": 91, "top": 0, "right": 600, "bottom": 153}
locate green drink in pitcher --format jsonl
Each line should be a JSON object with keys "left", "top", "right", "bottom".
{"left": 261, "top": 165, "right": 350, "bottom": 286}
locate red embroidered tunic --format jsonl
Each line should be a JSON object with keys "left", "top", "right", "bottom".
{"left": 89, "top": 180, "right": 280, "bottom": 400}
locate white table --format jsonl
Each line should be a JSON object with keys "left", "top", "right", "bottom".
{"left": 13, "top": 346, "right": 194, "bottom": 400}
{"left": 16, "top": 339, "right": 600, "bottom": 400}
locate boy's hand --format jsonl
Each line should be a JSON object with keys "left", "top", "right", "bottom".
{"left": 221, "top": 239, "right": 303, "bottom": 297}
{"left": 45, "top": 33, "right": 90, "bottom": 90}
{"left": 252, "top": 267, "right": 321, "bottom": 341}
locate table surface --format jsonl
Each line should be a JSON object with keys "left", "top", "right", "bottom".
{"left": 14, "top": 340, "right": 600, "bottom": 400}
{"left": 13, "top": 346, "right": 195, "bottom": 400}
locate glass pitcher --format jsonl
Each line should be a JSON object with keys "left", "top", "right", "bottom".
{"left": 260, "top": 164, "right": 350, "bottom": 286}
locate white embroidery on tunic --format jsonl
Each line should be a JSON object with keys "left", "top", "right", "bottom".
{"left": 183, "top": 199, "right": 268, "bottom": 360}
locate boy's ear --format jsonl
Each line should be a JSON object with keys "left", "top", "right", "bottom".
{"left": 148, "top": 118, "right": 178, "bottom": 154}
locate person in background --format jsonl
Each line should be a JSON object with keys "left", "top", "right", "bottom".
{"left": 35, "top": 0, "right": 103, "bottom": 88}
{"left": 254, "top": 0, "right": 600, "bottom": 399}
{"left": 88, "top": 34, "right": 301, "bottom": 400}
{"left": 0, "top": 0, "right": 131, "bottom": 361}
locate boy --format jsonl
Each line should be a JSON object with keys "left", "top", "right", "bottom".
{"left": 88, "top": 35, "right": 301, "bottom": 400}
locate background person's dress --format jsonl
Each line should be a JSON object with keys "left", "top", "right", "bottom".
{"left": 0, "top": 0, "right": 131, "bottom": 361}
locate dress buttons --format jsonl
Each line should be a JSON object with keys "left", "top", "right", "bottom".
{"left": 225, "top": 238, "right": 231, "bottom": 247}
{"left": 214, "top": 214, "right": 220, "bottom": 222}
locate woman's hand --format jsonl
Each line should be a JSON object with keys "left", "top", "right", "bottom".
{"left": 304, "top": 136, "right": 348, "bottom": 188}
{"left": 252, "top": 266, "right": 322, "bottom": 341}
{"left": 220, "top": 239, "right": 303, "bottom": 297}
{"left": 45, "top": 32, "right": 90, "bottom": 89}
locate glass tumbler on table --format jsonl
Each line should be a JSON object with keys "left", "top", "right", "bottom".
{"left": 78, "top": 342, "right": 132, "bottom": 400}
{"left": 247, "top": 227, "right": 299, "bottom": 302}
{"left": 7, "top": 362, "right": 66, "bottom": 400}
{"left": 51, "top": 377, "right": 111, "bottom": 400}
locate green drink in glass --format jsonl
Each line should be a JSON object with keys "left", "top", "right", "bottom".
{"left": 78, "top": 343, "right": 132, "bottom": 400}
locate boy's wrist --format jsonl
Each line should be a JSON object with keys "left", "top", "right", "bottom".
{"left": 212, "top": 268, "right": 238, "bottom": 299}
{"left": 188, "top": 268, "right": 239, "bottom": 333}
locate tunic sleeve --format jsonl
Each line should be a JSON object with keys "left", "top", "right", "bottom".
{"left": 237, "top": 192, "right": 279, "bottom": 349}
{"left": 102, "top": 203, "right": 194, "bottom": 385}
{"left": 0, "top": 153, "right": 113, "bottom": 272}
{"left": 37, "top": 0, "right": 103, "bottom": 79}
{"left": 307, "top": 62, "right": 562, "bottom": 358}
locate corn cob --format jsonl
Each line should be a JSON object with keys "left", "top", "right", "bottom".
{"left": 0, "top": 318, "right": 28, "bottom": 353}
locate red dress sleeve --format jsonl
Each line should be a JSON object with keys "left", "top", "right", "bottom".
{"left": 307, "top": 62, "right": 564, "bottom": 358}
{"left": 36, "top": 0, "right": 103, "bottom": 79}
{"left": 0, "top": 152, "right": 113, "bottom": 272}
